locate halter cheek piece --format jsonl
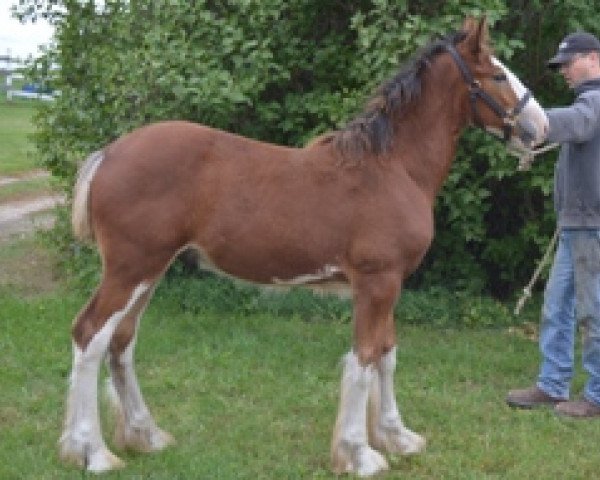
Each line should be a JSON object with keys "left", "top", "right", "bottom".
{"left": 444, "top": 44, "right": 531, "bottom": 142}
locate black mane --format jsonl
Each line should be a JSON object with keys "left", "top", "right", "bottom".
{"left": 332, "top": 30, "right": 468, "bottom": 158}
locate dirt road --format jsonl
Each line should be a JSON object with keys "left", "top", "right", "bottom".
{"left": 0, "top": 172, "right": 64, "bottom": 241}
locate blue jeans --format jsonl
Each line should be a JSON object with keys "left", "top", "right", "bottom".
{"left": 538, "top": 229, "right": 600, "bottom": 405}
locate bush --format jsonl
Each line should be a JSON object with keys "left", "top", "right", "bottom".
{"left": 16, "top": 0, "right": 600, "bottom": 297}
{"left": 154, "top": 271, "right": 530, "bottom": 329}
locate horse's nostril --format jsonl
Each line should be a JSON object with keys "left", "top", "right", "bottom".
{"left": 517, "top": 118, "right": 537, "bottom": 146}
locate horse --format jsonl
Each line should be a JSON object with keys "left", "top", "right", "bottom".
{"left": 59, "top": 17, "right": 548, "bottom": 477}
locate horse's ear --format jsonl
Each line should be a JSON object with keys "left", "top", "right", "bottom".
{"left": 462, "top": 16, "right": 489, "bottom": 56}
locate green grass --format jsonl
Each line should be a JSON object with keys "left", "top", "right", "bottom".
{"left": 0, "top": 237, "right": 59, "bottom": 296}
{"left": 1, "top": 274, "right": 599, "bottom": 480}
{"left": 0, "top": 99, "right": 39, "bottom": 175}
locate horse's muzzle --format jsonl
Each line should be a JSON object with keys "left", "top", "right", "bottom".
{"left": 516, "top": 117, "right": 540, "bottom": 149}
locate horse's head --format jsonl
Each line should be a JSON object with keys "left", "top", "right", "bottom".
{"left": 452, "top": 17, "right": 548, "bottom": 151}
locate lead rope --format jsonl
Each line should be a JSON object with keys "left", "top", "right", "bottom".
{"left": 514, "top": 228, "right": 559, "bottom": 315}
{"left": 511, "top": 142, "right": 560, "bottom": 315}
{"left": 513, "top": 142, "right": 559, "bottom": 171}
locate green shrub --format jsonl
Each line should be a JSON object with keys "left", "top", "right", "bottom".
{"left": 16, "top": 0, "right": 599, "bottom": 297}
{"left": 152, "top": 272, "right": 532, "bottom": 329}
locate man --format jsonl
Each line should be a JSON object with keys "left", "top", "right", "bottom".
{"left": 507, "top": 31, "right": 600, "bottom": 417}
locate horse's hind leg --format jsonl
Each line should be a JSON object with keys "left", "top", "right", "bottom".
{"left": 106, "top": 283, "right": 174, "bottom": 453}
{"left": 60, "top": 277, "right": 151, "bottom": 472}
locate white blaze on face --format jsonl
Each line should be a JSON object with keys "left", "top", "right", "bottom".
{"left": 491, "top": 57, "right": 549, "bottom": 147}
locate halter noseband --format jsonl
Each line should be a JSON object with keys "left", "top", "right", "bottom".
{"left": 444, "top": 43, "right": 531, "bottom": 142}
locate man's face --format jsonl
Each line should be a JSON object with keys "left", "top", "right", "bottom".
{"left": 559, "top": 52, "right": 599, "bottom": 88}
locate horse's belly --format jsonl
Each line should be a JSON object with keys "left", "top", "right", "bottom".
{"left": 190, "top": 243, "right": 350, "bottom": 296}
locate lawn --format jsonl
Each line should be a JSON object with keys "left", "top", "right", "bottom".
{"left": 0, "top": 99, "right": 40, "bottom": 175}
{"left": 2, "top": 92, "right": 599, "bottom": 479}
{"left": 1, "top": 276, "right": 599, "bottom": 480}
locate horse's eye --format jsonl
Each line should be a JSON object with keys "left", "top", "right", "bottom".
{"left": 493, "top": 74, "right": 507, "bottom": 82}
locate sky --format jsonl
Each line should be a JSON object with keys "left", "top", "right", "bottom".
{"left": 0, "top": 0, "right": 54, "bottom": 61}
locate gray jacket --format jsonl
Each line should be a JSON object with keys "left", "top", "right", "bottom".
{"left": 547, "top": 78, "right": 600, "bottom": 228}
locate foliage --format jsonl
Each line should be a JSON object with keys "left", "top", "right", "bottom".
{"left": 13, "top": 0, "right": 600, "bottom": 296}
{"left": 140, "top": 270, "right": 523, "bottom": 329}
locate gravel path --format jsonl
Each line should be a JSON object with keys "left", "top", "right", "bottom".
{"left": 0, "top": 170, "right": 51, "bottom": 187}
{"left": 0, "top": 173, "right": 64, "bottom": 241}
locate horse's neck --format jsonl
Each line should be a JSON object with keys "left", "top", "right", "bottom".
{"left": 393, "top": 63, "right": 469, "bottom": 200}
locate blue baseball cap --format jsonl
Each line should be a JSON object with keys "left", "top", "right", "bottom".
{"left": 547, "top": 32, "right": 600, "bottom": 69}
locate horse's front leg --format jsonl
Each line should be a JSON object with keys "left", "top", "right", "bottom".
{"left": 331, "top": 271, "right": 401, "bottom": 477}
{"left": 331, "top": 351, "right": 388, "bottom": 477}
{"left": 368, "top": 344, "right": 426, "bottom": 455}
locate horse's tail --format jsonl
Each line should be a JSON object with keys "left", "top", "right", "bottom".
{"left": 72, "top": 150, "right": 104, "bottom": 242}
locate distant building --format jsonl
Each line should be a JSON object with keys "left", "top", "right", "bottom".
{"left": 1, "top": 51, "right": 23, "bottom": 92}
{"left": 1, "top": 51, "right": 22, "bottom": 70}
{"left": 2, "top": 51, "right": 54, "bottom": 101}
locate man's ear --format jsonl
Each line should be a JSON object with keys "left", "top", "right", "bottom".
{"left": 461, "top": 16, "right": 478, "bottom": 33}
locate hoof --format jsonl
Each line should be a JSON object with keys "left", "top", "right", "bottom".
{"left": 371, "top": 423, "right": 426, "bottom": 455}
{"left": 115, "top": 425, "right": 175, "bottom": 453}
{"left": 86, "top": 447, "right": 126, "bottom": 473}
{"left": 60, "top": 437, "right": 125, "bottom": 473}
{"left": 332, "top": 441, "right": 389, "bottom": 477}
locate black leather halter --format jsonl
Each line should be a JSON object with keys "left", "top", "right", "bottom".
{"left": 445, "top": 43, "right": 531, "bottom": 142}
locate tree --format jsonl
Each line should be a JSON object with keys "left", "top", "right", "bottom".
{"left": 14, "top": 0, "right": 600, "bottom": 296}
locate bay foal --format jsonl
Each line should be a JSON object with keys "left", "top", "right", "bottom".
{"left": 60, "top": 18, "right": 548, "bottom": 476}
